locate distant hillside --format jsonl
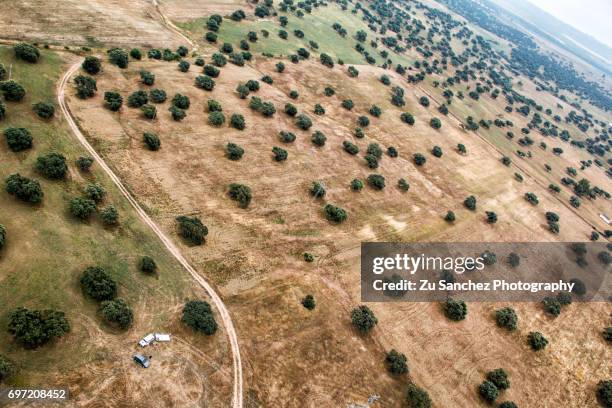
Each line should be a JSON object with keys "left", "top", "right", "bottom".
{"left": 488, "top": 0, "right": 612, "bottom": 76}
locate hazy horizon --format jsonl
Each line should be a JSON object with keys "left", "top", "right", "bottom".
{"left": 526, "top": 0, "right": 612, "bottom": 48}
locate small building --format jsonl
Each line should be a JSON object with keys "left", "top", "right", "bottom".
{"left": 139, "top": 333, "right": 155, "bottom": 347}
{"left": 133, "top": 354, "right": 150, "bottom": 368}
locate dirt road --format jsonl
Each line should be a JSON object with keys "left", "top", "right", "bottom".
{"left": 57, "top": 60, "right": 243, "bottom": 408}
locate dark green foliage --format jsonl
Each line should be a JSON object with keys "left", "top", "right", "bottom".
{"left": 0, "top": 224, "right": 5, "bottom": 251}
{"left": 127, "top": 90, "right": 148, "bottom": 108}
{"left": 348, "top": 66, "right": 359, "bottom": 77}
{"left": 36, "top": 152, "right": 67, "bottom": 179}
{"left": 276, "top": 62, "right": 285, "bottom": 72}
{"left": 5, "top": 173, "right": 43, "bottom": 203}
{"left": 0, "top": 80, "right": 26, "bottom": 102}
{"left": 69, "top": 197, "right": 96, "bottom": 220}
{"left": 0, "top": 63, "right": 5, "bottom": 81}
{"left": 401, "top": 112, "right": 415, "bottom": 125}
{"left": 556, "top": 291, "right": 572, "bottom": 305}
{"left": 369, "top": 105, "right": 381, "bottom": 117}
{"left": 228, "top": 183, "right": 252, "bottom": 208}
{"left": 502, "top": 156, "right": 511, "bottom": 166}
{"left": 386, "top": 349, "right": 408, "bottom": 375}
{"left": 143, "top": 132, "right": 160, "bottom": 151}
{"left": 84, "top": 183, "right": 106, "bottom": 203}
{"left": 182, "top": 300, "right": 217, "bottom": 335}
{"left": 398, "top": 178, "right": 410, "bottom": 192}
{"left": 310, "top": 181, "right": 326, "bottom": 198}
{"left": 147, "top": 49, "right": 162, "bottom": 59}
{"left": 195, "top": 75, "right": 215, "bottom": 91}
{"left": 445, "top": 210, "right": 456, "bottom": 222}
{"left": 419, "top": 96, "right": 430, "bottom": 107}
{"left": 100, "top": 205, "right": 118, "bottom": 226}
{"left": 387, "top": 146, "right": 398, "bottom": 157}
{"left": 226, "top": 142, "right": 244, "bottom": 160}
{"left": 357, "top": 115, "right": 370, "bottom": 127}
{"left": 272, "top": 146, "right": 288, "bottom": 161}
{"left": 14, "top": 43, "right": 40, "bottom": 63}
{"left": 176, "top": 215, "right": 208, "bottom": 245}
{"left": 524, "top": 192, "right": 539, "bottom": 205}
{"left": 603, "top": 327, "right": 612, "bottom": 342}
{"left": 170, "top": 106, "right": 186, "bottom": 121}
{"left": 176, "top": 46, "right": 189, "bottom": 57}
{"left": 205, "top": 32, "right": 218, "bottom": 43}
{"left": 108, "top": 48, "right": 129, "bottom": 68}
{"left": 4, "top": 127, "right": 33, "bottom": 152}
{"left": 246, "top": 80, "right": 260, "bottom": 91}
{"left": 486, "top": 369, "right": 510, "bottom": 390}
{"left": 104, "top": 91, "right": 123, "bottom": 111}
{"left": 570, "top": 195, "right": 581, "bottom": 208}
{"left": 351, "top": 305, "right": 377, "bottom": 332}
{"left": 101, "top": 298, "right": 133, "bottom": 329}
{"left": 314, "top": 104, "right": 325, "bottom": 115}
{"left": 430, "top": 117, "right": 442, "bottom": 129}
{"left": 479, "top": 380, "right": 499, "bottom": 403}
{"left": 350, "top": 179, "right": 364, "bottom": 191}
{"left": 279, "top": 131, "right": 296, "bottom": 143}
{"left": 0, "top": 353, "right": 14, "bottom": 382}
{"left": 482, "top": 250, "right": 497, "bottom": 265}
{"left": 528, "top": 331, "right": 548, "bottom": 350}
{"left": 284, "top": 103, "right": 297, "bottom": 116}
{"left": 230, "top": 113, "right": 245, "bottom": 130}
{"left": 82, "top": 56, "right": 101, "bottom": 74}
{"left": 405, "top": 383, "right": 432, "bottom": 408}
{"left": 498, "top": 402, "right": 517, "bottom": 408}
{"left": 443, "top": 298, "right": 467, "bottom": 321}
{"left": 367, "top": 174, "right": 385, "bottom": 190}
{"left": 311, "top": 131, "right": 326, "bottom": 147}
{"left": 341, "top": 99, "right": 354, "bottom": 110}
{"left": 324, "top": 204, "right": 347, "bottom": 223}
{"left": 130, "top": 48, "right": 142, "bottom": 60}
{"left": 8, "top": 307, "right": 69, "bottom": 348}
{"left": 413, "top": 153, "right": 426, "bottom": 166}
{"left": 261, "top": 75, "right": 273, "bottom": 84}
{"left": 195, "top": 57, "right": 205, "bottom": 66}
{"left": 140, "top": 256, "right": 157, "bottom": 274}
{"left": 432, "top": 146, "right": 443, "bottom": 158}
{"left": 211, "top": 53, "right": 226, "bottom": 67}
{"left": 141, "top": 104, "right": 157, "bottom": 119}
{"left": 486, "top": 211, "right": 498, "bottom": 224}
{"left": 324, "top": 86, "right": 335, "bottom": 96}
{"left": 301, "top": 295, "right": 316, "bottom": 310}
{"left": 320, "top": 53, "right": 334, "bottom": 68}
{"left": 457, "top": 143, "right": 467, "bottom": 154}
{"left": 74, "top": 75, "right": 97, "bottom": 99}
{"left": 367, "top": 143, "right": 383, "bottom": 159}
{"left": 236, "top": 84, "right": 250, "bottom": 99}
{"left": 303, "top": 252, "right": 314, "bottom": 263}
{"left": 295, "top": 114, "right": 312, "bottom": 130}
{"left": 464, "top": 195, "right": 477, "bottom": 211}
{"left": 380, "top": 74, "right": 391, "bottom": 85}
{"left": 140, "top": 70, "right": 155, "bottom": 85}
{"left": 364, "top": 154, "right": 378, "bottom": 169}
{"left": 208, "top": 111, "right": 226, "bottom": 127}
{"left": 74, "top": 156, "right": 92, "bottom": 171}
{"left": 204, "top": 64, "right": 221, "bottom": 77}
{"left": 0, "top": 100, "right": 5, "bottom": 120}
{"left": 149, "top": 89, "right": 166, "bottom": 103}
{"left": 570, "top": 278, "right": 586, "bottom": 296}
{"left": 597, "top": 380, "right": 612, "bottom": 408}
{"left": 496, "top": 307, "right": 518, "bottom": 331}
{"left": 80, "top": 266, "right": 117, "bottom": 301}
{"left": 542, "top": 297, "right": 561, "bottom": 316}
{"left": 172, "top": 94, "right": 190, "bottom": 110}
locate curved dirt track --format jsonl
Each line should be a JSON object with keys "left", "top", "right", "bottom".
{"left": 57, "top": 60, "right": 243, "bottom": 408}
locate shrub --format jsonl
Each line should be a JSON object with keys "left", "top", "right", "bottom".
{"left": 127, "top": 90, "right": 148, "bottom": 108}
{"left": 230, "top": 113, "right": 245, "bottom": 130}
{"left": 140, "top": 70, "right": 155, "bottom": 85}
{"left": 314, "top": 104, "right": 325, "bottom": 115}
{"left": 246, "top": 80, "right": 260, "bottom": 91}
{"left": 430, "top": 117, "right": 442, "bottom": 129}
{"left": 176, "top": 216, "right": 208, "bottom": 245}
{"left": 369, "top": 105, "right": 382, "bottom": 117}
{"left": 178, "top": 60, "right": 190, "bottom": 72}
{"left": 400, "top": 112, "right": 415, "bottom": 125}
{"left": 169, "top": 106, "right": 186, "bottom": 121}
{"left": 486, "top": 211, "right": 498, "bottom": 224}
{"left": 398, "top": 178, "right": 410, "bottom": 192}
{"left": 542, "top": 297, "right": 561, "bottom": 316}
{"left": 295, "top": 114, "right": 312, "bottom": 130}
{"left": 0, "top": 353, "right": 14, "bottom": 382}
{"left": 272, "top": 146, "right": 288, "bottom": 161}
{"left": 226, "top": 142, "right": 244, "bottom": 160}
{"left": 310, "top": 181, "right": 326, "bottom": 198}
{"left": 502, "top": 156, "right": 511, "bottom": 166}
{"left": 31, "top": 101, "right": 54, "bottom": 120}
{"left": 108, "top": 48, "right": 129, "bottom": 68}
{"left": 432, "top": 146, "right": 443, "bottom": 158}
{"left": 343, "top": 141, "right": 359, "bottom": 155}
{"left": 367, "top": 174, "right": 385, "bottom": 190}
{"left": 413, "top": 153, "right": 426, "bottom": 166}
{"left": 100, "top": 205, "right": 118, "bottom": 226}
{"left": 0, "top": 80, "right": 26, "bottom": 101}
{"left": 324, "top": 87, "right": 335, "bottom": 96}
{"left": 0, "top": 101, "right": 4, "bottom": 120}
{"left": 130, "top": 48, "right": 142, "bottom": 60}
{"left": 84, "top": 183, "right": 106, "bottom": 202}
{"left": 36, "top": 152, "right": 67, "bottom": 179}
{"left": 140, "top": 256, "right": 157, "bottom": 274}
{"left": 387, "top": 146, "right": 398, "bottom": 157}
{"left": 495, "top": 307, "right": 517, "bottom": 331}
{"left": 311, "top": 131, "right": 326, "bottom": 147}
{"left": 141, "top": 104, "right": 157, "bottom": 119}
{"left": 143, "top": 132, "right": 160, "bottom": 150}
{"left": 80, "top": 266, "right": 117, "bottom": 301}
{"left": 457, "top": 144, "right": 467, "bottom": 154}
{"left": 261, "top": 102, "right": 276, "bottom": 117}
{"left": 148, "top": 49, "right": 162, "bottom": 59}
{"left": 4, "top": 127, "right": 33, "bottom": 152}
{"left": 284, "top": 103, "right": 298, "bottom": 117}
{"left": 464, "top": 195, "right": 477, "bottom": 211}
{"left": 367, "top": 143, "right": 383, "bottom": 159}
{"left": 228, "top": 183, "right": 252, "bottom": 208}
{"left": 405, "top": 383, "right": 432, "bottom": 408}
{"left": 479, "top": 380, "right": 499, "bottom": 403}
{"left": 208, "top": 111, "right": 226, "bottom": 127}
{"left": 276, "top": 62, "right": 285, "bottom": 73}
{"left": 557, "top": 291, "right": 572, "bottom": 305}
{"left": 444, "top": 211, "right": 456, "bottom": 222}
{"left": 528, "top": 331, "right": 548, "bottom": 350}
{"left": 355, "top": 127, "right": 365, "bottom": 138}
{"left": 261, "top": 75, "right": 273, "bottom": 85}
{"left": 341, "top": 99, "right": 354, "bottom": 110}
{"left": 172, "top": 94, "right": 190, "bottom": 110}
{"left": 14, "top": 43, "right": 40, "bottom": 63}
{"left": 0, "top": 63, "right": 5, "bottom": 81}
{"left": 81, "top": 56, "right": 101, "bottom": 75}
{"left": 385, "top": 349, "right": 408, "bottom": 375}
{"left": 211, "top": 52, "right": 226, "bottom": 67}
{"left": 498, "top": 402, "right": 517, "bottom": 408}
{"left": 205, "top": 31, "right": 218, "bottom": 42}
{"left": 304, "top": 252, "right": 314, "bottom": 263}
{"left": 351, "top": 305, "right": 377, "bottom": 332}
{"left": 350, "top": 179, "right": 364, "bottom": 191}
{"left": 69, "top": 197, "right": 96, "bottom": 220}
{"left": 301, "top": 295, "right": 316, "bottom": 310}
{"left": 524, "top": 192, "right": 539, "bottom": 205}
{"left": 195, "top": 75, "right": 215, "bottom": 91}
{"left": 5, "top": 174, "right": 43, "bottom": 203}
{"left": 236, "top": 84, "right": 250, "bottom": 99}
{"left": 320, "top": 53, "right": 334, "bottom": 68}
{"left": 486, "top": 368, "right": 510, "bottom": 390}
{"left": 279, "top": 131, "right": 296, "bottom": 143}
{"left": 597, "top": 380, "right": 612, "bottom": 407}
{"left": 100, "top": 298, "right": 133, "bottom": 329}
{"left": 195, "top": 57, "right": 205, "bottom": 67}
{"left": 104, "top": 91, "right": 123, "bottom": 111}
{"left": 443, "top": 298, "right": 467, "bottom": 321}
{"left": 357, "top": 116, "right": 370, "bottom": 127}
{"left": 365, "top": 154, "right": 378, "bottom": 169}
{"left": 74, "top": 75, "right": 97, "bottom": 99}
{"left": 324, "top": 204, "right": 347, "bottom": 223}
{"left": 0, "top": 224, "right": 5, "bottom": 250}
{"left": 182, "top": 300, "right": 217, "bottom": 335}
{"left": 8, "top": 307, "right": 69, "bottom": 348}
